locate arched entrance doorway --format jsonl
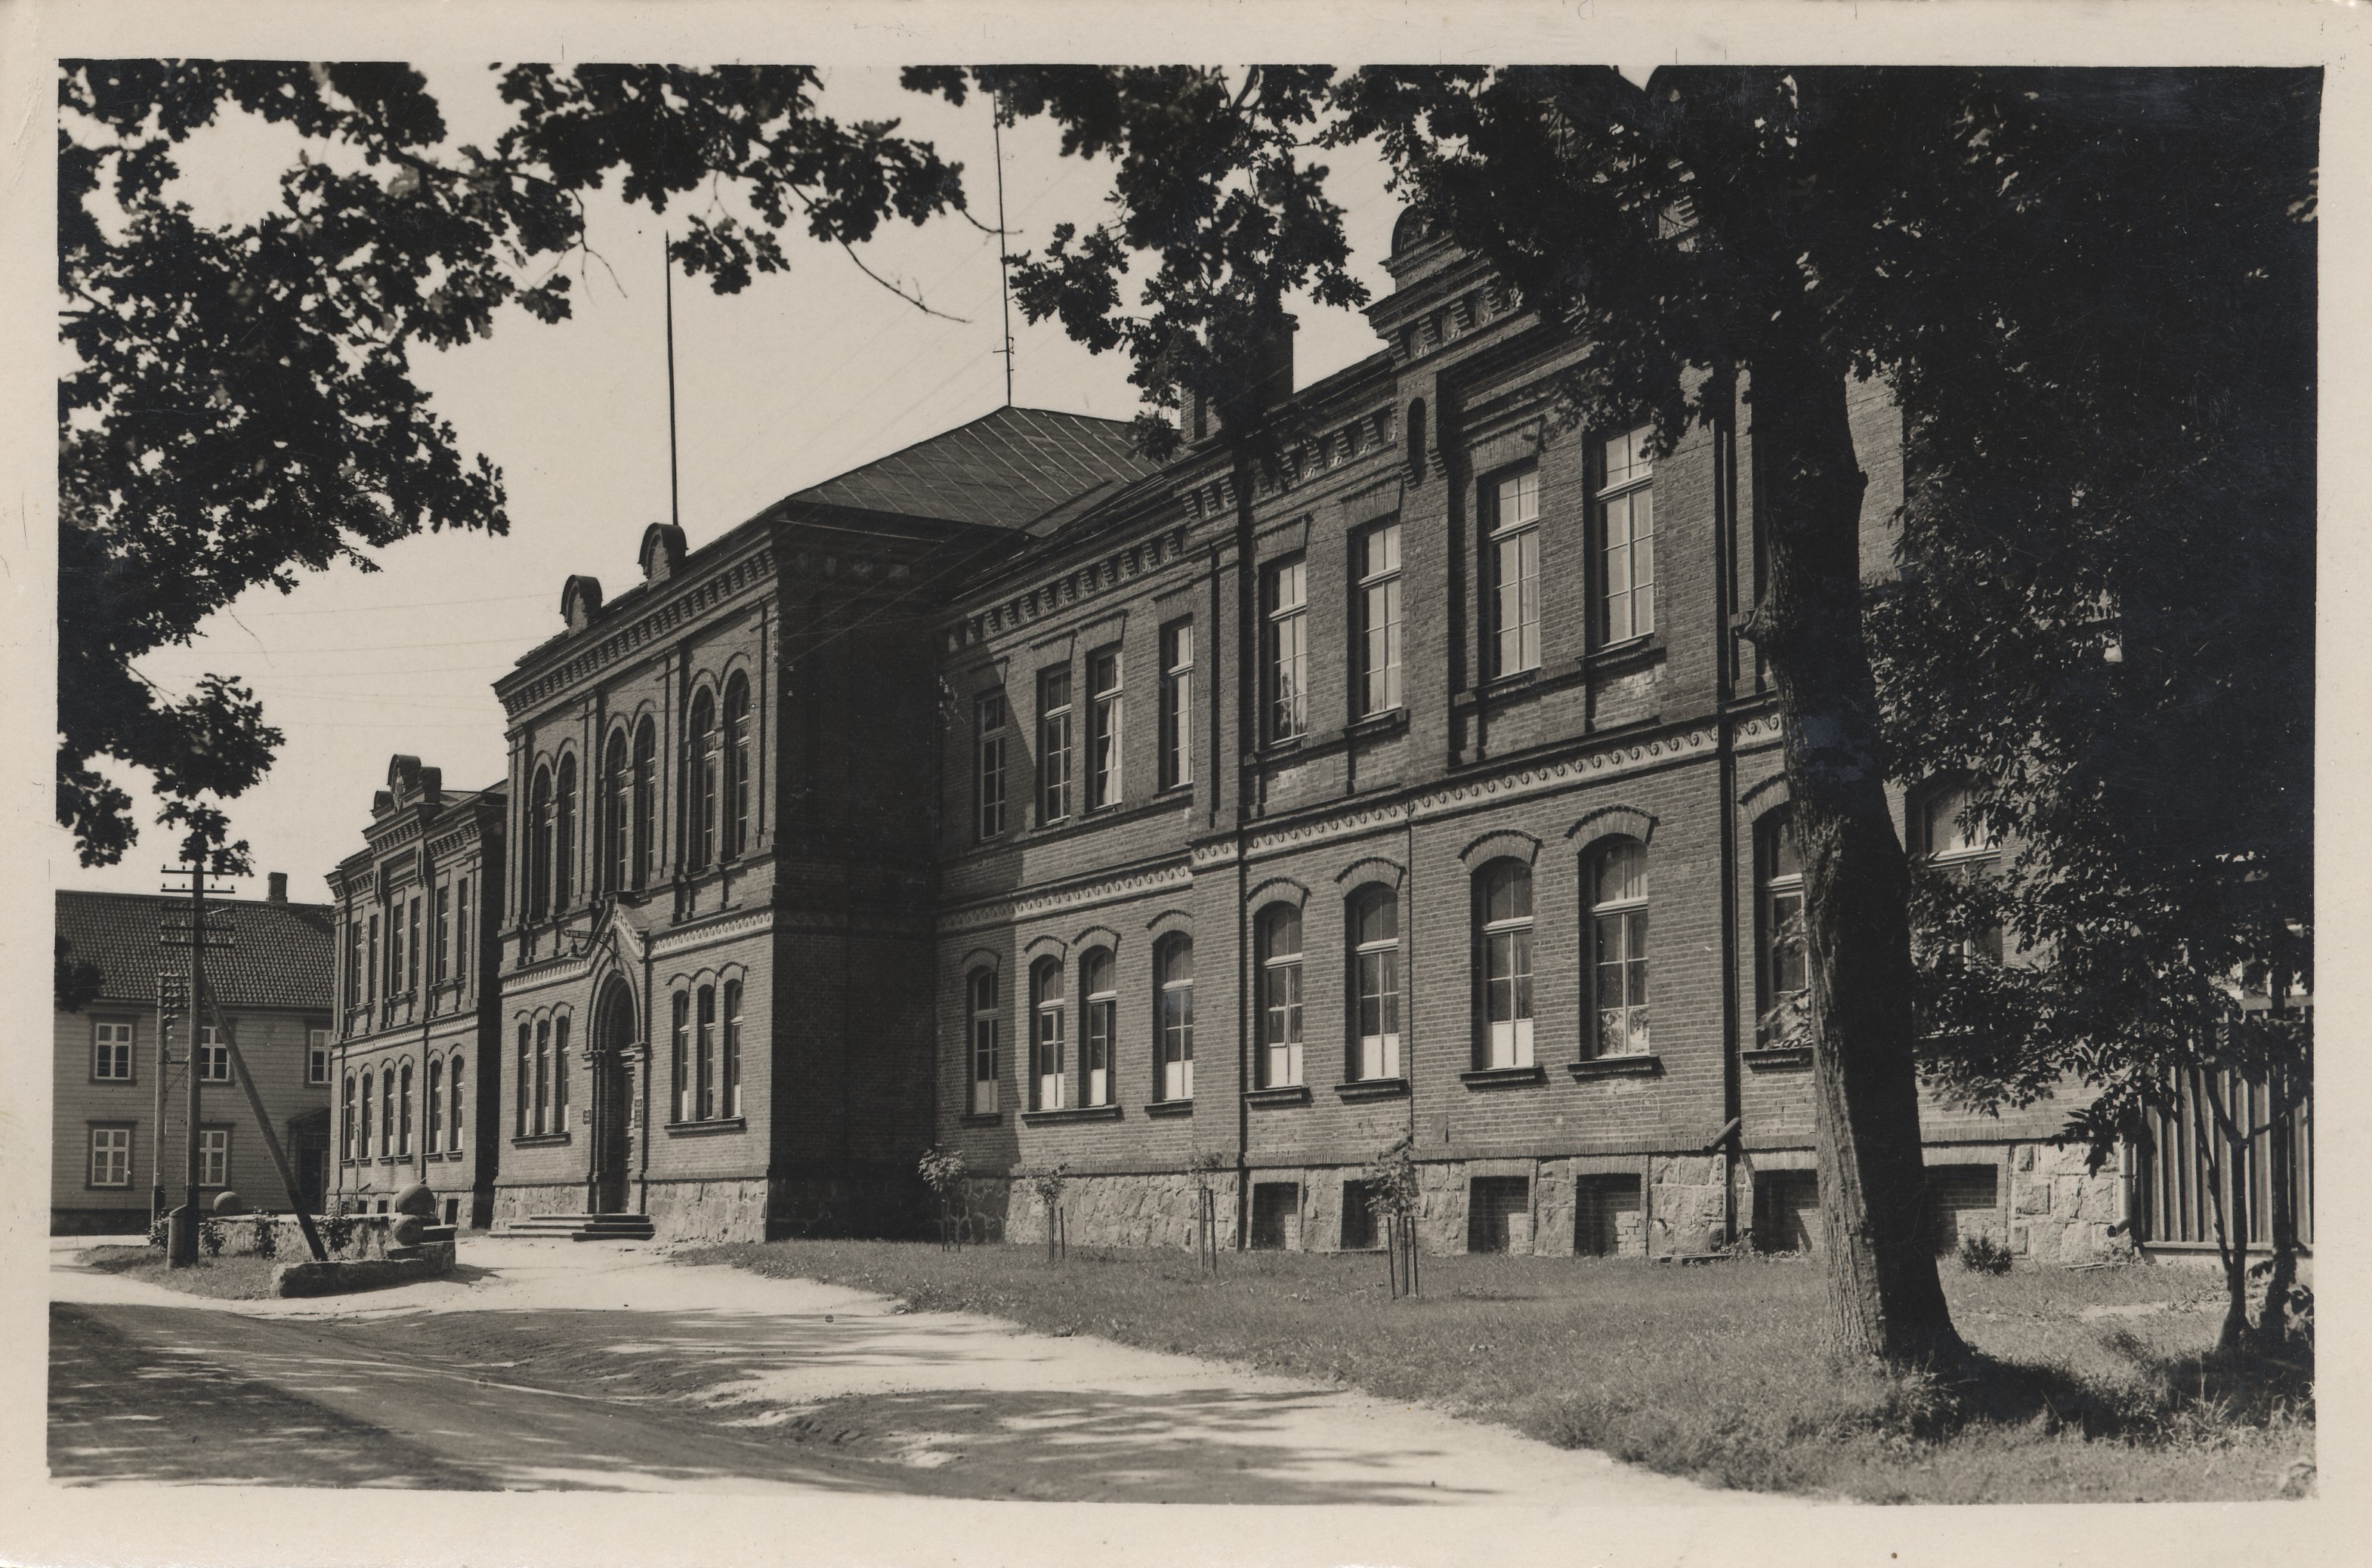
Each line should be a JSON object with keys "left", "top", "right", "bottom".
{"left": 588, "top": 979, "right": 639, "bottom": 1215}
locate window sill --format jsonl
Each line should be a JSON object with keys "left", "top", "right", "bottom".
{"left": 1478, "top": 668, "right": 1542, "bottom": 698}
{"left": 1743, "top": 1046, "right": 1812, "bottom": 1071}
{"left": 1021, "top": 1103, "right": 1123, "bottom": 1127}
{"left": 1584, "top": 636, "right": 1663, "bottom": 676}
{"left": 1459, "top": 1064, "right": 1546, "bottom": 1088}
{"left": 1248, "top": 736, "right": 1308, "bottom": 763}
{"left": 511, "top": 1133, "right": 573, "bottom": 1147}
{"left": 1244, "top": 1085, "right": 1312, "bottom": 1107}
{"left": 664, "top": 1116, "right": 748, "bottom": 1136}
{"left": 1143, "top": 1098, "right": 1195, "bottom": 1118}
{"left": 88, "top": 1078, "right": 139, "bottom": 1088}
{"left": 1345, "top": 708, "right": 1409, "bottom": 741}
{"left": 1334, "top": 1077, "right": 1410, "bottom": 1102}
{"left": 1568, "top": 1054, "right": 1661, "bottom": 1079}
{"left": 959, "top": 1111, "right": 1004, "bottom": 1127}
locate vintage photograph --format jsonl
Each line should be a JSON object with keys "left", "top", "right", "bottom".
{"left": 24, "top": 14, "right": 2327, "bottom": 1549}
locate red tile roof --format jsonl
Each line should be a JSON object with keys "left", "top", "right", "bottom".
{"left": 780, "top": 406, "right": 1155, "bottom": 529}
{"left": 56, "top": 890, "right": 335, "bottom": 1014}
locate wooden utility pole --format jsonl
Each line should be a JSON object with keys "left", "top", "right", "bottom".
{"left": 202, "top": 983, "right": 329, "bottom": 1262}
{"left": 157, "top": 856, "right": 228, "bottom": 1266}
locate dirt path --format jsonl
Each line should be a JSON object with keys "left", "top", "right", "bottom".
{"left": 51, "top": 1239, "right": 1751, "bottom": 1503}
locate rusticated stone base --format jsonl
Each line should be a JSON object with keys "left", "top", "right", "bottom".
{"left": 991, "top": 1171, "right": 1241, "bottom": 1251}
{"left": 643, "top": 1178, "right": 769, "bottom": 1245}
{"left": 2008, "top": 1141, "right": 2136, "bottom": 1264}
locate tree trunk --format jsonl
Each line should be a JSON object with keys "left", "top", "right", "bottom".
{"left": 2193, "top": 1075, "right": 2250, "bottom": 1353}
{"left": 2258, "top": 1065, "right": 2296, "bottom": 1348}
{"left": 1743, "top": 346, "right": 1966, "bottom": 1370}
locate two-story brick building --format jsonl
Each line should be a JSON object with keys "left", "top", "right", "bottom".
{"left": 462, "top": 215, "right": 2302, "bottom": 1261}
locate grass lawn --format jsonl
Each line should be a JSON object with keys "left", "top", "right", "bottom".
{"left": 79, "top": 1246, "right": 281, "bottom": 1301}
{"left": 678, "top": 1239, "right": 2312, "bottom": 1504}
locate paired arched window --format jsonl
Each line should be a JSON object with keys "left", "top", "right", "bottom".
{"left": 604, "top": 729, "right": 632, "bottom": 890}
{"left": 527, "top": 766, "right": 553, "bottom": 920}
{"left": 1080, "top": 949, "right": 1115, "bottom": 1107}
{"left": 670, "top": 991, "right": 692, "bottom": 1124}
{"left": 553, "top": 1015, "right": 570, "bottom": 1134}
{"left": 1476, "top": 861, "right": 1534, "bottom": 1069}
{"left": 968, "top": 969, "right": 999, "bottom": 1115}
{"left": 688, "top": 689, "right": 718, "bottom": 872}
{"left": 724, "top": 674, "right": 753, "bottom": 858}
{"left": 1587, "top": 838, "right": 1650, "bottom": 1058}
{"left": 554, "top": 753, "right": 577, "bottom": 910}
{"left": 695, "top": 983, "right": 718, "bottom": 1121}
{"left": 1156, "top": 937, "right": 1194, "bottom": 1100}
{"left": 722, "top": 980, "right": 743, "bottom": 1119}
{"left": 379, "top": 1066, "right": 396, "bottom": 1158}
{"left": 632, "top": 718, "right": 657, "bottom": 889}
{"left": 514, "top": 1021, "right": 531, "bottom": 1137}
{"left": 1030, "top": 958, "right": 1067, "bottom": 1111}
{"left": 1258, "top": 905, "right": 1305, "bottom": 1088}
{"left": 1755, "top": 808, "right": 1807, "bottom": 1042}
{"left": 359, "top": 1067, "right": 374, "bottom": 1157}
{"left": 1348, "top": 887, "right": 1401, "bottom": 1082}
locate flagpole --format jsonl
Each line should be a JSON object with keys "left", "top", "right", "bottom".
{"left": 992, "top": 98, "right": 1015, "bottom": 408}
{"left": 664, "top": 232, "right": 681, "bottom": 529}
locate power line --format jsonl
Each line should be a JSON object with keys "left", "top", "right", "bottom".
{"left": 243, "top": 591, "right": 551, "bottom": 618}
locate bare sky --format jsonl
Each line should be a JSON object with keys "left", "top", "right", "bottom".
{"left": 58, "top": 65, "right": 1401, "bottom": 900}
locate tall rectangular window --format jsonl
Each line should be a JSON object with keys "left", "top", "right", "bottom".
{"left": 93, "top": 1020, "right": 134, "bottom": 1082}
{"left": 198, "top": 1127, "right": 229, "bottom": 1187}
{"left": 1489, "top": 469, "right": 1542, "bottom": 675}
{"left": 1350, "top": 891, "right": 1401, "bottom": 1081}
{"left": 196, "top": 1025, "right": 229, "bottom": 1082}
{"left": 695, "top": 985, "right": 717, "bottom": 1122}
{"left": 1259, "top": 906, "right": 1305, "bottom": 1088}
{"left": 1265, "top": 557, "right": 1308, "bottom": 742}
{"left": 533, "top": 1019, "right": 551, "bottom": 1136}
{"left": 723, "top": 981, "right": 743, "bottom": 1119}
{"left": 1357, "top": 523, "right": 1404, "bottom": 715}
{"left": 515, "top": 1023, "right": 531, "bottom": 1137}
{"left": 398, "top": 1062, "right": 413, "bottom": 1156}
{"left": 1032, "top": 961, "right": 1067, "bottom": 1111}
{"left": 347, "top": 921, "right": 364, "bottom": 1011}
{"left": 1038, "top": 667, "right": 1073, "bottom": 826}
{"left": 307, "top": 1026, "right": 331, "bottom": 1085}
{"left": 89, "top": 1127, "right": 132, "bottom": 1187}
{"left": 968, "top": 970, "right": 999, "bottom": 1115}
{"left": 455, "top": 878, "right": 470, "bottom": 985}
{"left": 385, "top": 906, "right": 401, "bottom": 997}
{"left": 975, "top": 693, "right": 1007, "bottom": 840}
{"left": 433, "top": 884, "right": 451, "bottom": 983}
{"left": 1086, "top": 648, "right": 1123, "bottom": 810}
{"left": 406, "top": 897, "right": 422, "bottom": 992}
{"left": 672, "top": 992, "right": 691, "bottom": 1124}
{"left": 1478, "top": 863, "right": 1536, "bottom": 1069}
{"left": 1157, "top": 938, "right": 1194, "bottom": 1101}
{"left": 1081, "top": 949, "right": 1115, "bottom": 1107}
{"left": 1158, "top": 620, "right": 1194, "bottom": 790}
{"left": 553, "top": 1016, "right": 570, "bottom": 1131}
{"left": 428, "top": 1057, "right": 444, "bottom": 1152}
{"left": 367, "top": 914, "right": 381, "bottom": 1005}
{"left": 1599, "top": 424, "right": 1656, "bottom": 644}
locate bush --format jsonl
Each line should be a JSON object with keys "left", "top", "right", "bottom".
{"left": 251, "top": 1215, "right": 278, "bottom": 1261}
{"left": 199, "top": 1217, "right": 225, "bottom": 1258}
{"left": 320, "top": 1211, "right": 357, "bottom": 1253}
{"left": 146, "top": 1215, "right": 168, "bottom": 1251}
{"left": 1960, "top": 1233, "right": 2015, "bottom": 1275}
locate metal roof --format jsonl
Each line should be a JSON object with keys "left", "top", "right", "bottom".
{"left": 56, "top": 890, "right": 335, "bottom": 1014}
{"left": 780, "top": 406, "right": 1154, "bottom": 529}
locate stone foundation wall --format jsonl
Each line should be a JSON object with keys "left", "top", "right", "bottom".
{"left": 208, "top": 1212, "right": 401, "bottom": 1261}
{"left": 492, "top": 1183, "right": 588, "bottom": 1226}
{"left": 2008, "top": 1141, "right": 2134, "bottom": 1264}
{"left": 644, "top": 1178, "right": 771, "bottom": 1245}
{"left": 994, "top": 1171, "right": 1242, "bottom": 1250}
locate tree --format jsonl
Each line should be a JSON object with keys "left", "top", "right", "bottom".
{"left": 61, "top": 61, "right": 974, "bottom": 863}
{"left": 1863, "top": 70, "right": 2316, "bottom": 1352}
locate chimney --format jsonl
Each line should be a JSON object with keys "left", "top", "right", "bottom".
{"left": 267, "top": 872, "right": 288, "bottom": 903}
{"left": 1255, "top": 316, "right": 1297, "bottom": 410}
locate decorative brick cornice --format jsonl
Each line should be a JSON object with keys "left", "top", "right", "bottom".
{"left": 1175, "top": 408, "right": 1398, "bottom": 523}
{"left": 500, "top": 548, "right": 781, "bottom": 718}
{"left": 938, "top": 859, "right": 1193, "bottom": 936}
{"left": 950, "top": 524, "right": 1194, "bottom": 654}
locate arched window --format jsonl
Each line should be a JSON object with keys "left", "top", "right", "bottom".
{"left": 527, "top": 766, "right": 553, "bottom": 920}
{"left": 449, "top": 1054, "right": 466, "bottom": 1153}
{"left": 671, "top": 991, "right": 690, "bottom": 1124}
{"left": 1080, "top": 949, "right": 1116, "bottom": 1107}
{"left": 1348, "top": 887, "right": 1401, "bottom": 1081}
{"left": 380, "top": 1066, "right": 395, "bottom": 1158}
{"left": 1258, "top": 905, "right": 1305, "bottom": 1088}
{"left": 341, "top": 1073, "right": 356, "bottom": 1161}
{"left": 695, "top": 984, "right": 718, "bottom": 1120}
{"left": 1031, "top": 958, "right": 1067, "bottom": 1111}
{"left": 632, "top": 718, "right": 657, "bottom": 889}
{"left": 687, "top": 689, "right": 718, "bottom": 872}
{"left": 1913, "top": 779, "right": 2004, "bottom": 963}
{"left": 533, "top": 1020, "right": 551, "bottom": 1136}
{"left": 554, "top": 753, "right": 577, "bottom": 911}
{"left": 359, "top": 1066, "right": 373, "bottom": 1157}
{"left": 1755, "top": 808, "right": 1807, "bottom": 1043}
{"left": 724, "top": 674, "right": 753, "bottom": 857}
{"left": 1156, "top": 937, "right": 1194, "bottom": 1101}
{"left": 1588, "top": 839, "right": 1650, "bottom": 1058}
{"left": 427, "top": 1057, "right": 443, "bottom": 1153}
{"left": 514, "top": 1022, "right": 530, "bottom": 1137}
{"left": 604, "top": 729, "right": 632, "bottom": 890}
{"left": 968, "top": 969, "right": 999, "bottom": 1115}
{"left": 1476, "top": 862, "right": 1534, "bottom": 1069}
{"left": 553, "top": 1015, "right": 571, "bottom": 1132}
{"left": 723, "top": 980, "right": 743, "bottom": 1119}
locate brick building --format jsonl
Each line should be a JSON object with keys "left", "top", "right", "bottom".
{"left": 52, "top": 882, "right": 334, "bottom": 1233}
{"left": 325, "top": 755, "right": 506, "bottom": 1227}
{"left": 468, "top": 217, "right": 2303, "bottom": 1261}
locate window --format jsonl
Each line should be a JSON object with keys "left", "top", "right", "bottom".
{"left": 968, "top": 969, "right": 999, "bottom": 1115}
{"left": 605, "top": 729, "right": 632, "bottom": 888}
{"left": 1468, "top": 1175, "right": 1530, "bottom": 1253}
{"left": 1589, "top": 840, "right": 1651, "bottom": 1057}
{"left": 449, "top": 1054, "right": 466, "bottom": 1152}
{"left": 554, "top": 754, "right": 577, "bottom": 909}
{"left": 427, "top": 1057, "right": 444, "bottom": 1153}
{"left": 1598, "top": 424, "right": 1655, "bottom": 644}
{"left": 688, "top": 690, "right": 718, "bottom": 872}
{"left": 198, "top": 1127, "right": 229, "bottom": 1188}
{"left": 1356, "top": 522, "right": 1404, "bottom": 715}
{"left": 1488, "top": 469, "right": 1542, "bottom": 675}
{"left": 347, "top": 920, "right": 365, "bottom": 1011}
{"left": 341, "top": 1074, "right": 357, "bottom": 1160}
{"left": 1478, "top": 862, "right": 1535, "bottom": 1068}
{"left": 1348, "top": 888, "right": 1401, "bottom": 1081}
{"left": 196, "top": 1025, "right": 229, "bottom": 1082}
{"left": 397, "top": 1064, "right": 412, "bottom": 1156}
{"left": 1080, "top": 949, "right": 1115, "bottom": 1107}
{"left": 514, "top": 1022, "right": 531, "bottom": 1137}
{"left": 89, "top": 1126, "right": 132, "bottom": 1188}
{"left": 1086, "top": 648, "right": 1123, "bottom": 810}
{"left": 553, "top": 1015, "right": 570, "bottom": 1131}
{"left": 1913, "top": 780, "right": 2003, "bottom": 964}
{"left": 367, "top": 913, "right": 381, "bottom": 1004}
{"left": 360, "top": 1065, "right": 375, "bottom": 1155}
{"left": 307, "top": 1026, "right": 331, "bottom": 1085}
{"left": 672, "top": 992, "right": 691, "bottom": 1123}
{"left": 1037, "top": 668, "right": 1073, "bottom": 826}
{"left": 724, "top": 674, "right": 753, "bottom": 857}
{"left": 1031, "top": 959, "right": 1067, "bottom": 1110}
{"left": 1259, "top": 905, "right": 1305, "bottom": 1088}
{"left": 723, "top": 980, "right": 743, "bottom": 1119}
{"left": 455, "top": 878, "right": 470, "bottom": 985}
{"left": 534, "top": 1019, "right": 551, "bottom": 1137}
{"left": 432, "top": 885, "right": 451, "bottom": 985}
{"left": 406, "top": 896, "right": 422, "bottom": 991}
{"left": 1756, "top": 809, "right": 1808, "bottom": 1042}
{"left": 632, "top": 718, "right": 657, "bottom": 888}
{"left": 529, "top": 765, "right": 553, "bottom": 919}
{"left": 1157, "top": 937, "right": 1195, "bottom": 1101}
{"left": 94, "top": 1020, "right": 134, "bottom": 1082}
{"left": 696, "top": 984, "right": 718, "bottom": 1121}
{"left": 387, "top": 899, "right": 405, "bottom": 994}
{"left": 1264, "top": 557, "right": 1309, "bottom": 742}
{"left": 975, "top": 693, "right": 1008, "bottom": 840}
{"left": 1159, "top": 621, "right": 1194, "bottom": 790}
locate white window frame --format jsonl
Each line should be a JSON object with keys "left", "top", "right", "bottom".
{"left": 1157, "top": 939, "right": 1194, "bottom": 1102}
{"left": 1086, "top": 648, "right": 1123, "bottom": 810}
{"left": 1032, "top": 961, "right": 1067, "bottom": 1111}
{"left": 89, "top": 1125, "right": 132, "bottom": 1188}
{"left": 1159, "top": 620, "right": 1194, "bottom": 790}
{"left": 1489, "top": 469, "right": 1542, "bottom": 676}
{"left": 1038, "top": 667, "right": 1073, "bottom": 826}
{"left": 1598, "top": 424, "right": 1655, "bottom": 645}
{"left": 1757, "top": 810, "right": 1808, "bottom": 1042}
{"left": 1356, "top": 522, "right": 1404, "bottom": 716}
{"left": 1350, "top": 890, "right": 1401, "bottom": 1081}
{"left": 196, "top": 1024, "right": 230, "bottom": 1083}
{"left": 1589, "top": 840, "right": 1651, "bottom": 1058}
{"left": 93, "top": 1019, "right": 135, "bottom": 1082}
{"left": 975, "top": 693, "right": 1008, "bottom": 840}
{"left": 198, "top": 1125, "right": 230, "bottom": 1188}
{"left": 1479, "top": 864, "right": 1536, "bottom": 1069}
{"left": 968, "top": 970, "right": 999, "bottom": 1115}
{"left": 1259, "top": 906, "right": 1305, "bottom": 1088}
{"left": 306, "top": 1026, "right": 331, "bottom": 1085}
{"left": 1264, "top": 557, "right": 1309, "bottom": 743}
{"left": 1081, "top": 949, "right": 1116, "bottom": 1107}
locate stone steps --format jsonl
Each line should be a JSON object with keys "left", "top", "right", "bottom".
{"left": 493, "top": 1212, "right": 656, "bottom": 1242}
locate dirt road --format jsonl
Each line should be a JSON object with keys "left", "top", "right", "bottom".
{"left": 51, "top": 1238, "right": 1746, "bottom": 1503}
